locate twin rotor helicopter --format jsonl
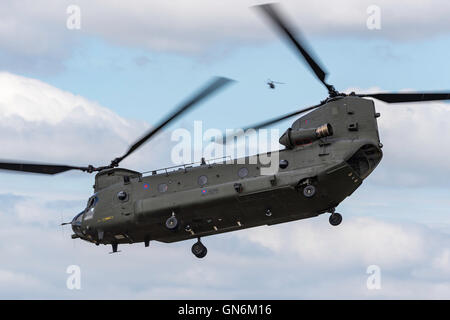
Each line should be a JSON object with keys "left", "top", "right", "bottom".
{"left": 1, "top": 4, "right": 449, "bottom": 258}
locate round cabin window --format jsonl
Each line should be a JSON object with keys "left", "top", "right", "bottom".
{"left": 198, "top": 175, "right": 208, "bottom": 187}
{"left": 279, "top": 159, "right": 289, "bottom": 169}
{"left": 158, "top": 183, "right": 168, "bottom": 193}
{"left": 117, "top": 191, "right": 127, "bottom": 201}
{"left": 238, "top": 167, "right": 249, "bottom": 178}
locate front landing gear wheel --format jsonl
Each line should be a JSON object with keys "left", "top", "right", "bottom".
{"left": 191, "top": 239, "right": 207, "bottom": 258}
{"left": 165, "top": 215, "right": 178, "bottom": 230}
{"left": 303, "top": 185, "right": 316, "bottom": 198}
{"left": 329, "top": 212, "right": 342, "bottom": 226}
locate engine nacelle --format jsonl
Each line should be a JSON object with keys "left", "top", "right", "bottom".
{"left": 279, "top": 123, "right": 333, "bottom": 148}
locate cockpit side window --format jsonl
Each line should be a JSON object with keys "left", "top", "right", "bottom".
{"left": 73, "top": 212, "right": 83, "bottom": 225}
{"left": 84, "top": 195, "right": 98, "bottom": 221}
{"left": 87, "top": 195, "right": 98, "bottom": 208}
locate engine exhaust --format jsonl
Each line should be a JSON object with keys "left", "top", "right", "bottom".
{"left": 279, "top": 123, "right": 334, "bottom": 148}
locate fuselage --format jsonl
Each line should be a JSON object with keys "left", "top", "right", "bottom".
{"left": 72, "top": 96, "right": 383, "bottom": 247}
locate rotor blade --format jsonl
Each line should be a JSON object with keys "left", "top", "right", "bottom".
{"left": 0, "top": 161, "right": 90, "bottom": 175}
{"left": 357, "top": 92, "right": 450, "bottom": 103}
{"left": 112, "top": 77, "right": 234, "bottom": 166}
{"left": 255, "top": 4, "right": 332, "bottom": 92}
{"left": 219, "top": 103, "right": 322, "bottom": 143}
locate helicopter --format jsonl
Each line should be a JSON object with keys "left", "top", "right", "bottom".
{"left": 267, "top": 79, "right": 285, "bottom": 89}
{"left": 1, "top": 3, "right": 450, "bottom": 258}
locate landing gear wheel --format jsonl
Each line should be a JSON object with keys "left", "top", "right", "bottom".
{"left": 165, "top": 215, "right": 178, "bottom": 230}
{"left": 329, "top": 212, "right": 342, "bottom": 226}
{"left": 303, "top": 185, "right": 316, "bottom": 198}
{"left": 191, "top": 239, "right": 207, "bottom": 258}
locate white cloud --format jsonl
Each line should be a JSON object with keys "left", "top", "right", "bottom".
{"left": 342, "top": 87, "right": 450, "bottom": 187}
{"left": 240, "top": 217, "right": 430, "bottom": 269}
{"left": 0, "top": 269, "right": 42, "bottom": 289}
{"left": 432, "top": 249, "right": 450, "bottom": 276}
{"left": 0, "top": 72, "right": 128, "bottom": 126}
{"left": 0, "top": 191, "right": 449, "bottom": 299}
{"left": 238, "top": 217, "right": 450, "bottom": 298}
{"left": 0, "top": 72, "right": 172, "bottom": 171}
{"left": 2, "top": 0, "right": 450, "bottom": 71}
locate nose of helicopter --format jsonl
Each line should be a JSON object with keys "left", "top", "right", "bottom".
{"left": 68, "top": 194, "right": 99, "bottom": 239}
{"left": 70, "top": 210, "right": 86, "bottom": 238}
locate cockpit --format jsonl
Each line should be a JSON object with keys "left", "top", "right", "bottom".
{"left": 83, "top": 195, "right": 98, "bottom": 221}
{"left": 71, "top": 194, "right": 99, "bottom": 238}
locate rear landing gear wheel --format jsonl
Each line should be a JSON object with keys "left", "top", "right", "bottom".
{"left": 329, "top": 212, "right": 342, "bottom": 226}
{"left": 191, "top": 239, "right": 207, "bottom": 258}
{"left": 165, "top": 215, "right": 178, "bottom": 230}
{"left": 303, "top": 185, "right": 316, "bottom": 198}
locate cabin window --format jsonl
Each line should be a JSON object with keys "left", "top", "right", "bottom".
{"left": 117, "top": 191, "right": 128, "bottom": 201}
{"left": 238, "top": 167, "right": 249, "bottom": 178}
{"left": 198, "top": 175, "right": 208, "bottom": 187}
{"left": 158, "top": 183, "right": 168, "bottom": 193}
{"left": 279, "top": 159, "right": 289, "bottom": 169}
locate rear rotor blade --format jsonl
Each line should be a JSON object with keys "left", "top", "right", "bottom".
{"left": 357, "top": 92, "right": 450, "bottom": 103}
{"left": 220, "top": 103, "right": 322, "bottom": 143}
{"left": 111, "top": 77, "right": 234, "bottom": 166}
{"left": 255, "top": 3, "right": 334, "bottom": 94}
{"left": 0, "top": 161, "right": 90, "bottom": 175}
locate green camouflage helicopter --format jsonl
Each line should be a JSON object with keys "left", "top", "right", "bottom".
{"left": 1, "top": 4, "right": 449, "bottom": 258}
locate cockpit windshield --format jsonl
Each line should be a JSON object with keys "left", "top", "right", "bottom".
{"left": 84, "top": 195, "right": 98, "bottom": 221}
{"left": 73, "top": 211, "right": 84, "bottom": 225}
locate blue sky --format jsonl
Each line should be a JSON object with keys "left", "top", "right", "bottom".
{"left": 0, "top": 0, "right": 450, "bottom": 299}
{"left": 27, "top": 35, "right": 450, "bottom": 128}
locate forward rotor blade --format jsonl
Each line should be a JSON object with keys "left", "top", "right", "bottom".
{"left": 219, "top": 103, "right": 322, "bottom": 143}
{"left": 0, "top": 161, "right": 90, "bottom": 175}
{"left": 357, "top": 92, "right": 450, "bottom": 103}
{"left": 255, "top": 4, "right": 332, "bottom": 93}
{"left": 112, "top": 77, "right": 234, "bottom": 166}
